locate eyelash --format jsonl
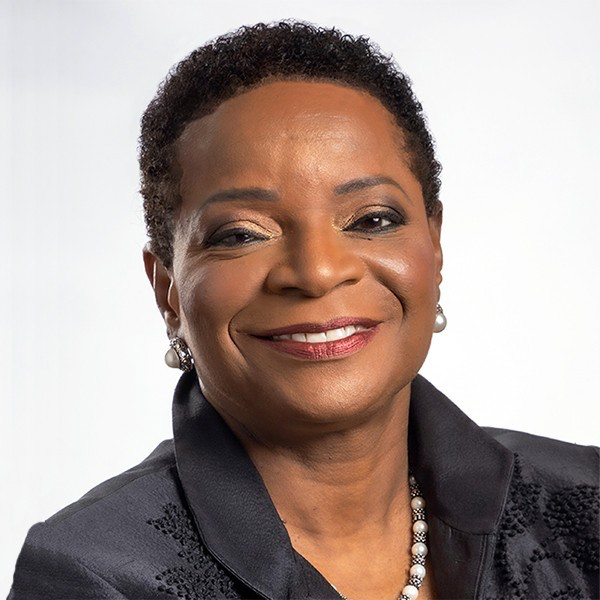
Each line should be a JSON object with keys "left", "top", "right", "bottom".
{"left": 343, "top": 209, "right": 405, "bottom": 233}
{"left": 205, "top": 210, "right": 406, "bottom": 248}
{"left": 205, "top": 227, "right": 271, "bottom": 248}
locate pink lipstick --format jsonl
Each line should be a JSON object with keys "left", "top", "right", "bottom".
{"left": 253, "top": 317, "right": 381, "bottom": 360}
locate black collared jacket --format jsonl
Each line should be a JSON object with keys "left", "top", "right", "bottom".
{"left": 9, "top": 374, "right": 599, "bottom": 599}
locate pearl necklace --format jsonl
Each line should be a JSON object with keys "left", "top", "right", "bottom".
{"left": 335, "top": 473, "right": 429, "bottom": 600}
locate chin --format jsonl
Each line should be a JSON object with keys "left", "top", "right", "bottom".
{"left": 247, "top": 367, "right": 410, "bottom": 432}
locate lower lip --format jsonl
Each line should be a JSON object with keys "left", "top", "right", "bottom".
{"left": 254, "top": 327, "right": 378, "bottom": 360}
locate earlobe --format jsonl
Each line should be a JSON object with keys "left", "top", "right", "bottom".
{"left": 142, "top": 245, "right": 181, "bottom": 334}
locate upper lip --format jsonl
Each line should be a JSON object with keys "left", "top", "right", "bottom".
{"left": 253, "top": 317, "right": 382, "bottom": 338}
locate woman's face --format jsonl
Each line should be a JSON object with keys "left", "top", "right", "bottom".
{"left": 161, "top": 81, "right": 442, "bottom": 439}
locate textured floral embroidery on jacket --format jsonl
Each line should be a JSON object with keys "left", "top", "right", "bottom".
{"left": 485, "top": 454, "right": 599, "bottom": 600}
{"left": 147, "top": 502, "right": 243, "bottom": 599}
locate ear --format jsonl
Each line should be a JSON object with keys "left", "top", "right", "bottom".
{"left": 143, "top": 244, "right": 181, "bottom": 335}
{"left": 427, "top": 206, "right": 443, "bottom": 289}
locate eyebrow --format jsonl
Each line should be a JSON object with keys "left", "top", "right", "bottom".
{"left": 334, "top": 175, "right": 411, "bottom": 202}
{"left": 202, "top": 187, "right": 278, "bottom": 205}
{"left": 197, "top": 174, "right": 410, "bottom": 211}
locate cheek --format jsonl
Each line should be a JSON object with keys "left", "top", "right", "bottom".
{"left": 177, "top": 257, "right": 266, "bottom": 342}
{"left": 365, "top": 236, "right": 438, "bottom": 313}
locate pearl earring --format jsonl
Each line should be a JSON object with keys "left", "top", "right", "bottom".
{"left": 433, "top": 304, "right": 447, "bottom": 333}
{"left": 164, "top": 337, "right": 194, "bottom": 372}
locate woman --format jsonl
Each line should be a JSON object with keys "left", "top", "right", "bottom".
{"left": 9, "top": 22, "right": 598, "bottom": 600}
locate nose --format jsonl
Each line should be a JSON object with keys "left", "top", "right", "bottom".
{"left": 264, "top": 227, "right": 365, "bottom": 297}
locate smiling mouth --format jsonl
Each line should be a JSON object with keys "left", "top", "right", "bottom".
{"left": 252, "top": 318, "right": 381, "bottom": 360}
{"left": 270, "top": 323, "right": 368, "bottom": 342}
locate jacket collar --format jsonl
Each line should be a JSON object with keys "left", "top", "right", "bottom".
{"left": 173, "top": 372, "right": 514, "bottom": 599}
{"left": 408, "top": 376, "right": 514, "bottom": 534}
{"left": 407, "top": 376, "right": 515, "bottom": 598}
{"left": 172, "top": 371, "right": 298, "bottom": 599}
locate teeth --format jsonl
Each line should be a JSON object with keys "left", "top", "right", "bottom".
{"left": 325, "top": 327, "right": 347, "bottom": 341}
{"left": 306, "top": 332, "right": 328, "bottom": 343}
{"left": 272, "top": 324, "right": 367, "bottom": 342}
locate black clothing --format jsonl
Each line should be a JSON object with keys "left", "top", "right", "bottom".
{"left": 8, "top": 373, "right": 599, "bottom": 599}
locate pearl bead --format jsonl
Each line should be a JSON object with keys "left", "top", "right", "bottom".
{"left": 433, "top": 306, "right": 447, "bottom": 333}
{"left": 164, "top": 347, "right": 180, "bottom": 369}
{"left": 410, "top": 564, "right": 426, "bottom": 579}
{"left": 412, "top": 519, "right": 428, "bottom": 534}
{"left": 409, "top": 475, "right": 417, "bottom": 486}
{"left": 411, "top": 542, "right": 428, "bottom": 557}
{"left": 402, "top": 584, "right": 419, "bottom": 599}
{"left": 410, "top": 496, "right": 425, "bottom": 510}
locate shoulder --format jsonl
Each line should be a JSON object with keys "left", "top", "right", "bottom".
{"left": 482, "top": 428, "right": 599, "bottom": 600}
{"left": 8, "top": 440, "right": 198, "bottom": 598}
{"left": 46, "top": 438, "right": 178, "bottom": 525}
{"left": 484, "top": 426, "right": 599, "bottom": 488}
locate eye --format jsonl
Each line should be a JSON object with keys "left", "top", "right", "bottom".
{"left": 205, "top": 227, "right": 270, "bottom": 248}
{"left": 345, "top": 209, "right": 405, "bottom": 233}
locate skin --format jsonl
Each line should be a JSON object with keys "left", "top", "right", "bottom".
{"left": 144, "top": 81, "right": 442, "bottom": 600}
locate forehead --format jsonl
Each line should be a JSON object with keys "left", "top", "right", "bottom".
{"left": 176, "top": 81, "right": 410, "bottom": 194}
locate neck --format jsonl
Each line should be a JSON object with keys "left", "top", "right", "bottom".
{"left": 227, "top": 386, "right": 412, "bottom": 540}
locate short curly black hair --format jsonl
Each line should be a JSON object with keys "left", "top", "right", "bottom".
{"left": 140, "top": 21, "right": 442, "bottom": 269}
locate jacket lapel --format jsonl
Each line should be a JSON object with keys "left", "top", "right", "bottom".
{"left": 408, "top": 376, "right": 515, "bottom": 598}
{"left": 172, "top": 371, "right": 297, "bottom": 599}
